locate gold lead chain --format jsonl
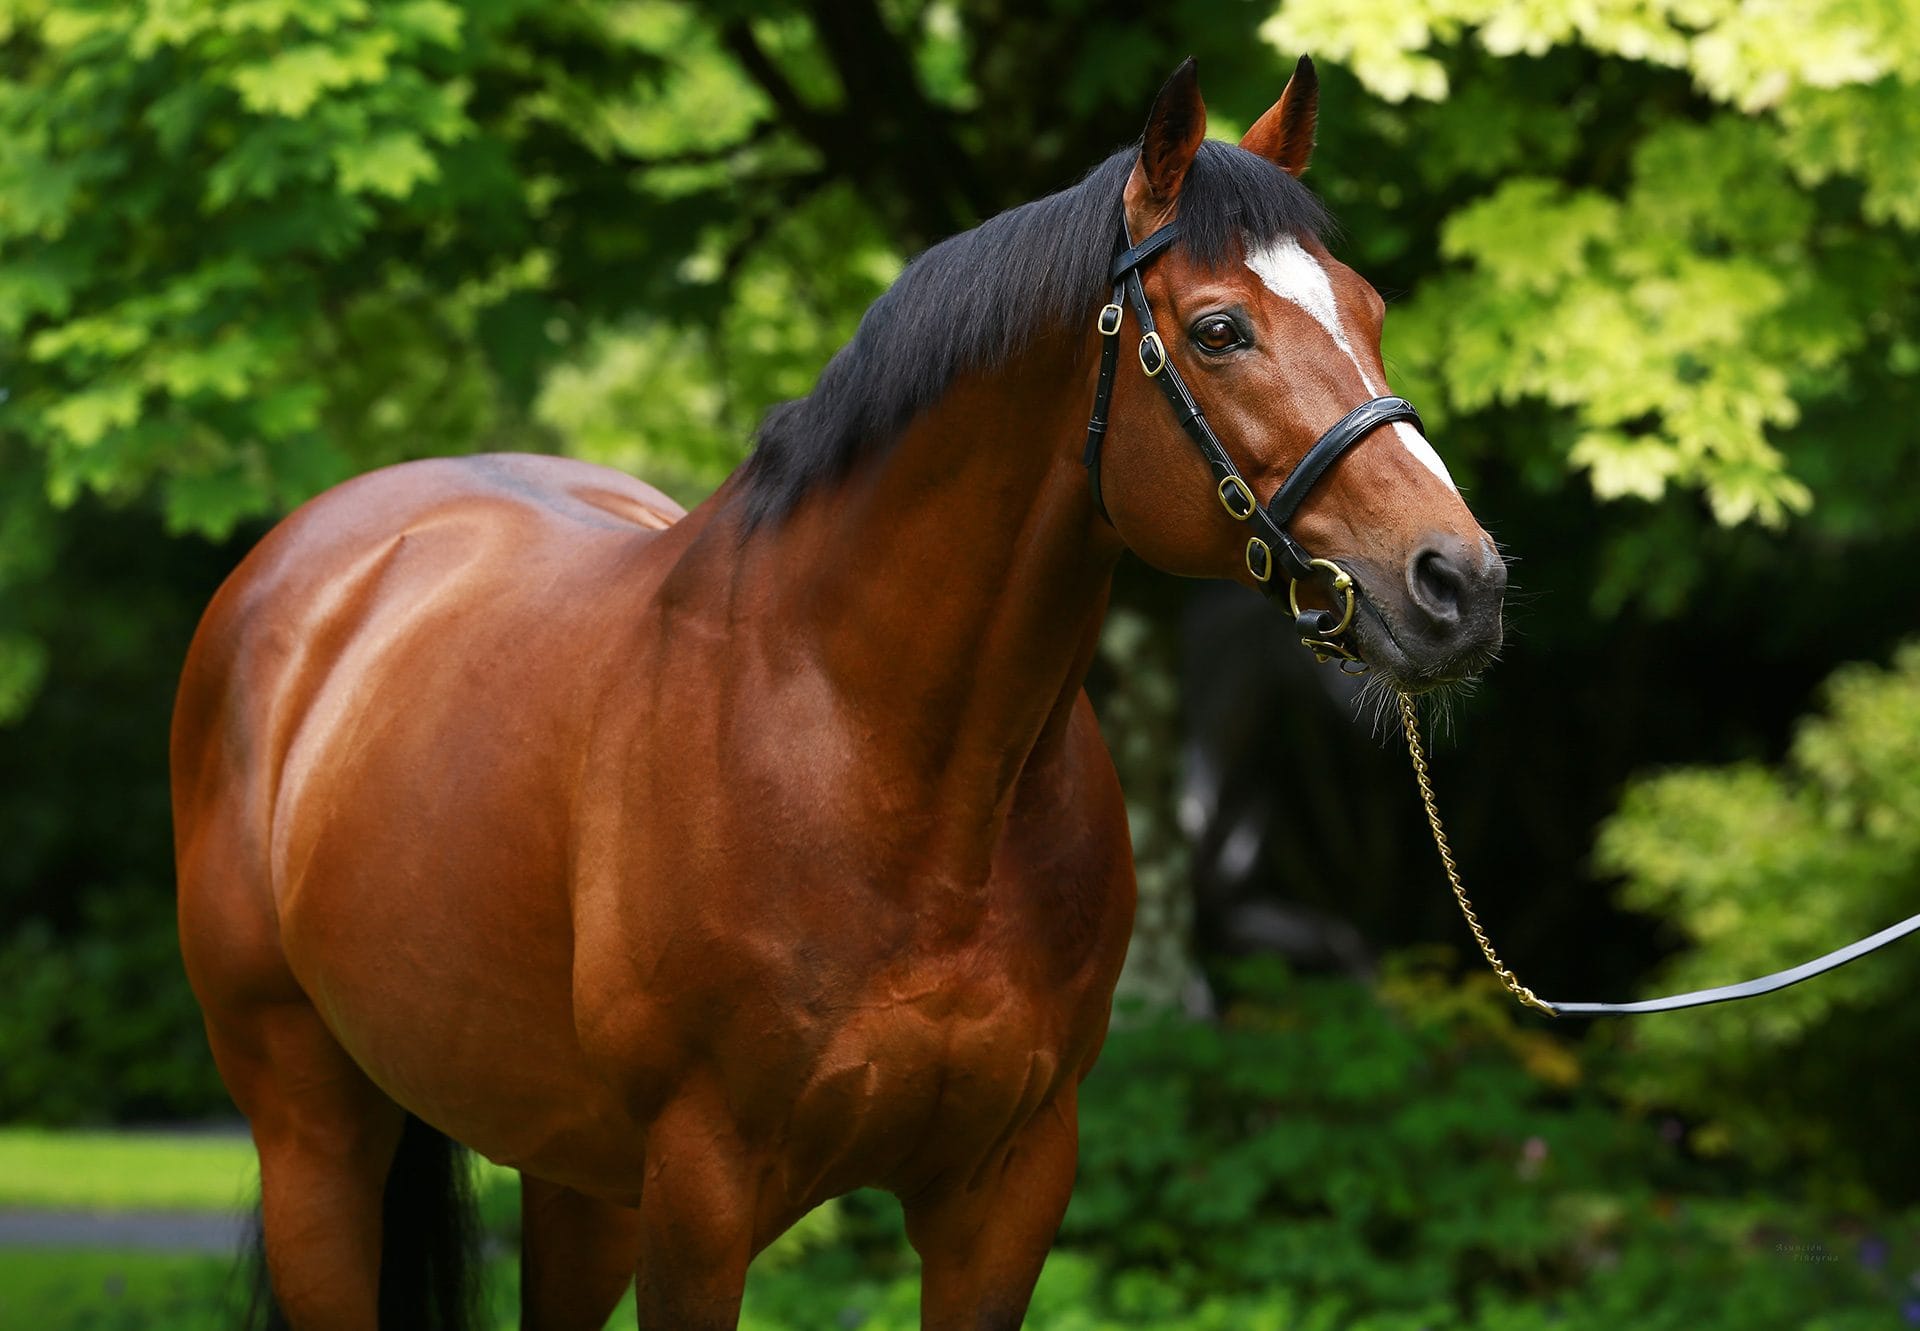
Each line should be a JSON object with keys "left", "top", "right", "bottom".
{"left": 1397, "top": 691, "right": 1558, "bottom": 1016}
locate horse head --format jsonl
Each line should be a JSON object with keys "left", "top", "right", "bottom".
{"left": 1093, "top": 58, "right": 1506, "bottom": 690}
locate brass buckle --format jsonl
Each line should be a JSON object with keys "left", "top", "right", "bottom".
{"left": 1139, "top": 331, "right": 1167, "bottom": 376}
{"left": 1217, "top": 475, "right": 1256, "bottom": 521}
{"left": 1245, "top": 536, "right": 1273, "bottom": 583}
{"left": 1097, "top": 303, "right": 1123, "bottom": 336}
{"left": 1289, "top": 557, "right": 1358, "bottom": 663}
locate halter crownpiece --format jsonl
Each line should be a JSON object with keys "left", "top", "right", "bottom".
{"left": 1082, "top": 217, "right": 1424, "bottom": 666}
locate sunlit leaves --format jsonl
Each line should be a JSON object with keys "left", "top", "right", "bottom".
{"left": 41, "top": 381, "right": 140, "bottom": 451}
{"left": 600, "top": 4, "right": 770, "bottom": 159}
{"left": 1597, "top": 642, "right": 1920, "bottom": 1183}
{"left": 1784, "top": 79, "right": 1920, "bottom": 227}
{"left": 1, "top": 4, "right": 498, "bottom": 539}
{"left": 331, "top": 129, "right": 438, "bottom": 198}
{"left": 1260, "top": 0, "right": 1456, "bottom": 103}
{"left": 537, "top": 184, "right": 899, "bottom": 502}
{"left": 1268, "top": 0, "right": 1920, "bottom": 531}
{"left": 1396, "top": 119, "right": 1858, "bottom": 526}
{"left": 1266, "top": 0, "right": 1908, "bottom": 111}
{"left": 227, "top": 35, "right": 397, "bottom": 118}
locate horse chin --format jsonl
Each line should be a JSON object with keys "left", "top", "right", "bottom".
{"left": 1346, "top": 597, "right": 1498, "bottom": 695}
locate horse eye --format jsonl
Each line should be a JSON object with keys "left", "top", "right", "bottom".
{"left": 1191, "top": 315, "right": 1242, "bottom": 353}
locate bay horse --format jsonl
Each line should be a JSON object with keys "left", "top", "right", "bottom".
{"left": 172, "top": 57, "right": 1504, "bottom": 1330}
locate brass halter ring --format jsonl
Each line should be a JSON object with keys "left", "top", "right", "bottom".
{"left": 1288, "top": 557, "right": 1363, "bottom": 667}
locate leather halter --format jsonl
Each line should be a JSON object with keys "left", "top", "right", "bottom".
{"left": 1080, "top": 222, "right": 1920, "bottom": 1021}
{"left": 1082, "top": 226, "right": 1920, "bottom": 1021}
{"left": 1081, "top": 218, "right": 1423, "bottom": 653}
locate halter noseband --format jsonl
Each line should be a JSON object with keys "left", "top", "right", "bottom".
{"left": 1081, "top": 218, "right": 1424, "bottom": 666}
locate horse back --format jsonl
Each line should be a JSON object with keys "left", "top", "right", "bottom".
{"left": 173, "top": 451, "right": 686, "bottom": 900}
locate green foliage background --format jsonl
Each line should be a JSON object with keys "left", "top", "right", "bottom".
{"left": 2, "top": 0, "right": 1919, "bottom": 1323}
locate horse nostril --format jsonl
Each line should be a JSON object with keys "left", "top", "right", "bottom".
{"left": 1410, "top": 548, "right": 1465, "bottom": 623}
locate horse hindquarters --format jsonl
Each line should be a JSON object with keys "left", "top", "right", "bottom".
{"left": 181, "top": 838, "right": 483, "bottom": 1327}
{"left": 183, "top": 859, "right": 482, "bottom": 1329}
{"left": 190, "top": 949, "right": 481, "bottom": 1327}
{"left": 175, "top": 614, "right": 482, "bottom": 1329}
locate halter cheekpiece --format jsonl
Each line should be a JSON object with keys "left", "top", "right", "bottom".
{"left": 1082, "top": 218, "right": 1423, "bottom": 665}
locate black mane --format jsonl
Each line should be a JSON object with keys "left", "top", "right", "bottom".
{"left": 738, "top": 140, "right": 1334, "bottom": 525}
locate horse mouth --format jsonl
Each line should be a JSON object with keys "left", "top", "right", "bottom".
{"left": 1345, "top": 587, "right": 1501, "bottom": 693}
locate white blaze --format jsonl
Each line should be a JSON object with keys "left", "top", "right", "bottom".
{"left": 1243, "top": 235, "right": 1456, "bottom": 492}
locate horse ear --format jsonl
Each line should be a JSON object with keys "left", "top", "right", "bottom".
{"left": 1125, "top": 57, "right": 1207, "bottom": 235}
{"left": 1240, "top": 54, "right": 1318, "bottom": 177}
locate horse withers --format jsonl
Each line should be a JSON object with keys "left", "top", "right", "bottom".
{"left": 172, "top": 57, "right": 1503, "bottom": 1331}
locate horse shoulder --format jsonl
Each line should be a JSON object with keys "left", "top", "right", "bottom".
{"left": 995, "top": 691, "right": 1138, "bottom": 1055}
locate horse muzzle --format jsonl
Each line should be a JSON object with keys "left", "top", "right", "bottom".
{"left": 1297, "top": 535, "right": 1506, "bottom": 685}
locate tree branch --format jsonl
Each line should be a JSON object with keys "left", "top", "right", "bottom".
{"left": 719, "top": 8, "right": 984, "bottom": 248}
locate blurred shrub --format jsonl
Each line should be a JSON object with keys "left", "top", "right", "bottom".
{"left": 1597, "top": 640, "right": 1920, "bottom": 1200}
{"left": 744, "top": 962, "right": 1918, "bottom": 1329}
{"left": 0, "top": 500, "right": 235, "bottom": 1125}
{"left": 536, "top": 183, "right": 902, "bottom": 505}
{"left": 0, "top": 884, "right": 225, "bottom": 1123}
{"left": 9, "top": 938, "right": 1914, "bottom": 1327}
{"left": 1272, "top": 0, "right": 1920, "bottom": 533}
{"left": 1066, "top": 959, "right": 1667, "bottom": 1320}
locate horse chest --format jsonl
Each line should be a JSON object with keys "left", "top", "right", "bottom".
{"left": 776, "top": 966, "right": 1082, "bottom": 1199}
{"left": 572, "top": 686, "right": 1136, "bottom": 1201}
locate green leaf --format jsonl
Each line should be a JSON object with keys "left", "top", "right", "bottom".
{"left": 0, "top": 633, "right": 49, "bottom": 725}
{"left": 43, "top": 380, "right": 141, "bottom": 450}
{"left": 386, "top": 0, "right": 463, "bottom": 49}
{"left": 331, "top": 129, "right": 438, "bottom": 198}
{"left": 228, "top": 34, "right": 395, "bottom": 118}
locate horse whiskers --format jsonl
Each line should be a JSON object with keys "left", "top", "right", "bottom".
{"left": 1352, "top": 665, "right": 1488, "bottom": 746}
{"left": 1352, "top": 669, "right": 1404, "bottom": 741}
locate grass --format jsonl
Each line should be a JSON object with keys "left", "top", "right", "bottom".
{"left": 0, "top": 1247, "right": 896, "bottom": 1331}
{"left": 0, "top": 1125, "right": 893, "bottom": 1330}
{"left": 0, "top": 1125, "right": 519, "bottom": 1213}
{"left": 0, "top": 1127, "right": 850, "bottom": 1329}
{"left": 0, "top": 1127, "right": 540, "bottom": 1329}
{"left": 0, "top": 1249, "right": 239, "bottom": 1331}
{"left": 0, "top": 1128, "right": 257, "bottom": 1212}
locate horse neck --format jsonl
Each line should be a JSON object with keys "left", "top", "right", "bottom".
{"left": 744, "top": 339, "right": 1118, "bottom": 876}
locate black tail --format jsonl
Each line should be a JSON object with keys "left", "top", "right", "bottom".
{"left": 378, "top": 1115, "right": 481, "bottom": 1328}
{"left": 240, "top": 1114, "right": 481, "bottom": 1330}
{"left": 241, "top": 1214, "right": 290, "bottom": 1331}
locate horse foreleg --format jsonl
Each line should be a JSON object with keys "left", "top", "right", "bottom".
{"left": 631, "top": 1088, "right": 757, "bottom": 1331}
{"left": 903, "top": 1090, "right": 1081, "bottom": 1331}
{"left": 520, "top": 1175, "right": 642, "bottom": 1330}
